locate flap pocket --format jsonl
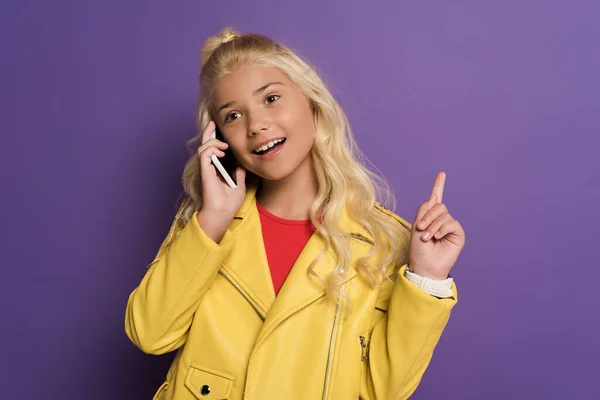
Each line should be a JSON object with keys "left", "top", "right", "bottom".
{"left": 184, "top": 363, "right": 235, "bottom": 399}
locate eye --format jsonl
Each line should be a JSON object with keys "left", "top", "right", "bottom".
{"left": 224, "top": 112, "right": 241, "bottom": 123}
{"left": 265, "top": 95, "right": 280, "bottom": 104}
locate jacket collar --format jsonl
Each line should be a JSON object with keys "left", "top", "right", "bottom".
{"left": 219, "top": 175, "right": 372, "bottom": 343}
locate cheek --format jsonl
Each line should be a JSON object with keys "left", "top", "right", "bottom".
{"left": 282, "top": 105, "right": 315, "bottom": 139}
{"left": 222, "top": 136, "right": 246, "bottom": 159}
{"left": 295, "top": 114, "right": 316, "bottom": 147}
{"left": 231, "top": 145, "right": 248, "bottom": 162}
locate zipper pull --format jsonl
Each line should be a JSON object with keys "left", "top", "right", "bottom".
{"left": 359, "top": 336, "right": 369, "bottom": 361}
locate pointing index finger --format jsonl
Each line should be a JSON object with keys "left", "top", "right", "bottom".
{"left": 431, "top": 171, "right": 446, "bottom": 203}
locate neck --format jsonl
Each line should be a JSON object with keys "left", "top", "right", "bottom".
{"left": 255, "top": 154, "right": 318, "bottom": 220}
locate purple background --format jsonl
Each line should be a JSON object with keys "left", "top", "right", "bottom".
{"left": 1, "top": 0, "right": 598, "bottom": 399}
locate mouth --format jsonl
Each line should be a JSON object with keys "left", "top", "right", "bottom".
{"left": 252, "top": 138, "right": 286, "bottom": 155}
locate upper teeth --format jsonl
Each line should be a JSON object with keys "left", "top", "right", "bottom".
{"left": 254, "top": 138, "right": 285, "bottom": 153}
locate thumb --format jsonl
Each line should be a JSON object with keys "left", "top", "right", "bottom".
{"left": 236, "top": 166, "right": 247, "bottom": 188}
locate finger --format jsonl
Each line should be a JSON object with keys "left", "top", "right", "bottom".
{"left": 414, "top": 192, "right": 438, "bottom": 226}
{"left": 200, "top": 121, "right": 217, "bottom": 145}
{"left": 431, "top": 172, "right": 446, "bottom": 204}
{"left": 433, "top": 219, "right": 462, "bottom": 241}
{"left": 421, "top": 212, "right": 452, "bottom": 241}
{"left": 416, "top": 203, "right": 448, "bottom": 231}
{"left": 198, "top": 145, "right": 226, "bottom": 169}
{"left": 197, "top": 139, "right": 228, "bottom": 155}
{"left": 235, "top": 166, "right": 247, "bottom": 189}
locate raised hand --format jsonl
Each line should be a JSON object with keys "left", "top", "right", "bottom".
{"left": 408, "top": 172, "right": 466, "bottom": 280}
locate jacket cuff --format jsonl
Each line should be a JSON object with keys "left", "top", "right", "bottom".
{"left": 397, "top": 264, "right": 458, "bottom": 304}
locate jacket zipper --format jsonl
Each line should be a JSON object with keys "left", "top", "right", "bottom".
{"left": 321, "top": 292, "right": 342, "bottom": 400}
{"left": 359, "top": 335, "right": 369, "bottom": 361}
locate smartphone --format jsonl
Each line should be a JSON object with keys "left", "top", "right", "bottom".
{"left": 210, "top": 128, "right": 237, "bottom": 188}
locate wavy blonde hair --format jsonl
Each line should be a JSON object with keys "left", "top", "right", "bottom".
{"left": 180, "top": 27, "right": 410, "bottom": 309}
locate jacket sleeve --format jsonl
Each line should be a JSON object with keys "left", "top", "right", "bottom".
{"left": 124, "top": 203, "right": 236, "bottom": 355}
{"left": 360, "top": 263, "right": 458, "bottom": 399}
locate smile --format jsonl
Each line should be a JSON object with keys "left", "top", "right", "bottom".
{"left": 252, "top": 138, "right": 286, "bottom": 154}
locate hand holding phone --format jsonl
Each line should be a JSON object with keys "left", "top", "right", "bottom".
{"left": 196, "top": 121, "right": 246, "bottom": 226}
{"left": 210, "top": 130, "right": 237, "bottom": 188}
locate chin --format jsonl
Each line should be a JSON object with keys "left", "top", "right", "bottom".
{"left": 253, "top": 170, "right": 292, "bottom": 182}
{"left": 247, "top": 164, "right": 297, "bottom": 182}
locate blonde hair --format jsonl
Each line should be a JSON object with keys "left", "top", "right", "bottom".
{"left": 180, "top": 27, "right": 410, "bottom": 309}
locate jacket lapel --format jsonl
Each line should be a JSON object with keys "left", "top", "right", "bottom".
{"left": 254, "top": 204, "right": 373, "bottom": 346}
{"left": 219, "top": 177, "right": 276, "bottom": 318}
{"left": 220, "top": 176, "right": 373, "bottom": 341}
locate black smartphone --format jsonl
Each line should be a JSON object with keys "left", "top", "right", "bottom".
{"left": 211, "top": 127, "right": 238, "bottom": 187}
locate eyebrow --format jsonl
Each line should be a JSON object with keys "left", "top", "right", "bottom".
{"left": 216, "top": 81, "right": 284, "bottom": 114}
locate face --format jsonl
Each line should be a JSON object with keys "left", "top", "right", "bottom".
{"left": 212, "top": 64, "right": 316, "bottom": 182}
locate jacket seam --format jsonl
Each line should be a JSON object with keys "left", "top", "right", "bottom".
{"left": 391, "top": 301, "right": 450, "bottom": 400}
{"left": 219, "top": 267, "right": 268, "bottom": 319}
{"left": 368, "top": 271, "right": 395, "bottom": 330}
{"left": 222, "top": 264, "right": 269, "bottom": 312}
{"left": 148, "top": 246, "right": 214, "bottom": 348}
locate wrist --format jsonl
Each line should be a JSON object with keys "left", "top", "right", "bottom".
{"left": 196, "top": 211, "right": 232, "bottom": 244}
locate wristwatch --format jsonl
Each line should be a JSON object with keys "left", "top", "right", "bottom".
{"left": 404, "top": 268, "right": 454, "bottom": 298}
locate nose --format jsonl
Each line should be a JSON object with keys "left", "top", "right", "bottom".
{"left": 247, "top": 109, "right": 270, "bottom": 136}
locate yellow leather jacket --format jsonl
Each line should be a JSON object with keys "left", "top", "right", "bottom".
{"left": 125, "top": 182, "right": 458, "bottom": 399}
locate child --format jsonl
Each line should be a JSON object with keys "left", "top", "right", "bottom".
{"left": 125, "top": 27, "right": 466, "bottom": 400}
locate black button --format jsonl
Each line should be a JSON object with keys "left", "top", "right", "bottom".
{"left": 200, "top": 385, "right": 211, "bottom": 396}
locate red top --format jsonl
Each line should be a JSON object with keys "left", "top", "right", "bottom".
{"left": 256, "top": 201, "right": 316, "bottom": 295}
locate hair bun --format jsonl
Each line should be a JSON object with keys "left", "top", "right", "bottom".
{"left": 220, "top": 30, "right": 238, "bottom": 44}
{"left": 200, "top": 27, "right": 240, "bottom": 69}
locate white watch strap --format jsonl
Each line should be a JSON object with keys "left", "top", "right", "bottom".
{"left": 404, "top": 269, "right": 454, "bottom": 298}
